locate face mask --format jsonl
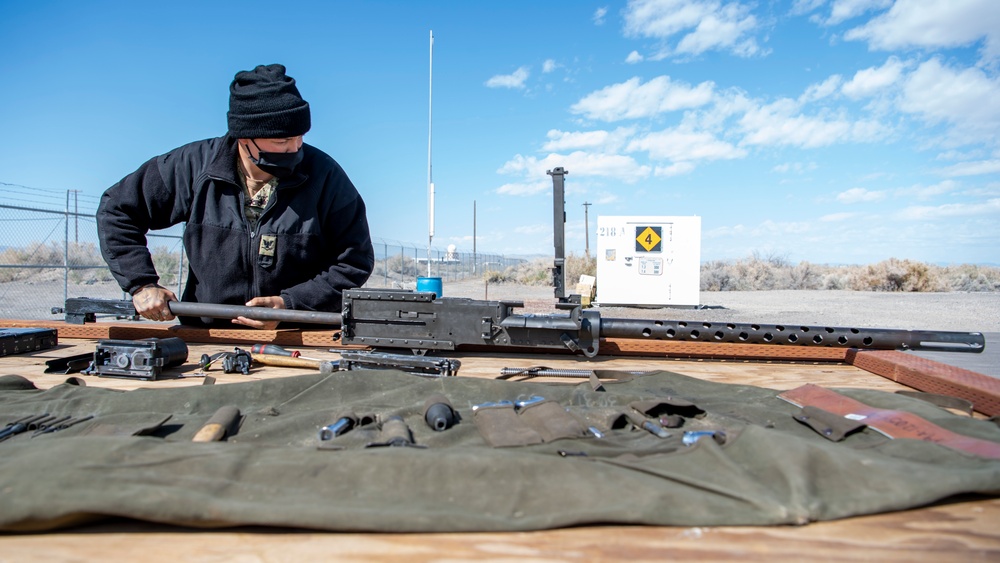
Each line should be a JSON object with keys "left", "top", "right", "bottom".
{"left": 247, "top": 139, "right": 304, "bottom": 178}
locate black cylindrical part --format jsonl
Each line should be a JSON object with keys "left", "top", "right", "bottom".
{"left": 168, "top": 302, "right": 342, "bottom": 326}
{"left": 424, "top": 403, "right": 456, "bottom": 431}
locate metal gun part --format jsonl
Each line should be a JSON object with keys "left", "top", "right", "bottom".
{"left": 321, "top": 350, "right": 460, "bottom": 378}
{"left": 86, "top": 337, "right": 189, "bottom": 380}
{"left": 61, "top": 292, "right": 986, "bottom": 356}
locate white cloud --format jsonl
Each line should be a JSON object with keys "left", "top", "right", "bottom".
{"left": 841, "top": 57, "right": 906, "bottom": 99}
{"left": 844, "top": 0, "right": 1000, "bottom": 62}
{"left": 899, "top": 58, "right": 1000, "bottom": 143}
{"left": 897, "top": 180, "right": 959, "bottom": 201}
{"left": 496, "top": 180, "right": 550, "bottom": 197}
{"left": 498, "top": 152, "right": 651, "bottom": 184}
{"left": 799, "top": 75, "right": 843, "bottom": 103}
{"left": 653, "top": 162, "right": 697, "bottom": 176}
{"left": 570, "top": 75, "right": 714, "bottom": 121}
{"left": 825, "top": 0, "right": 892, "bottom": 26}
{"left": 627, "top": 128, "right": 747, "bottom": 162}
{"left": 542, "top": 127, "right": 636, "bottom": 152}
{"left": 939, "top": 159, "right": 1000, "bottom": 177}
{"left": 738, "top": 99, "right": 889, "bottom": 148}
{"left": 820, "top": 212, "right": 860, "bottom": 221}
{"left": 790, "top": 0, "right": 826, "bottom": 17}
{"left": 594, "top": 6, "right": 609, "bottom": 25}
{"left": 623, "top": 0, "right": 762, "bottom": 57}
{"left": 837, "top": 187, "right": 887, "bottom": 203}
{"left": 625, "top": 50, "right": 644, "bottom": 64}
{"left": 896, "top": 198, "right": 1000, "bottom": 220}
{"left": 542, "top": 59, "right": 559, "bottom": 73}
{"left": 485, "top": 66, "right": 530, "bottom": 89}
{"left": 773, "top": 162, "right": 818, "bottom": 173}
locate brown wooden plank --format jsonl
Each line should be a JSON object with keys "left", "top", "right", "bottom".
{"left": 847, "top": 349, "right": 1000, "bottom": 417}
{"left": 602, "top": 337, "right": 849, "bottom": 361}
{"left": 0, "top": 319, "right": 346, "bottom": 348}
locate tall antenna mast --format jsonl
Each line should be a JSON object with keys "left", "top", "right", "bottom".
{"left": 426, "top": 29, "right": 434, "bottom": 277}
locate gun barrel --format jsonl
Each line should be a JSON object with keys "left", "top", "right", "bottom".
{"left": 168, "top": 302, "right": 343, "bottom": 326}
{"left": 598, "top": 318, "right": 985, "bottom": 353}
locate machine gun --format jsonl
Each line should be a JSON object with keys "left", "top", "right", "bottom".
{"left": 61, "top": 291, "right": 985, "bottom": 357}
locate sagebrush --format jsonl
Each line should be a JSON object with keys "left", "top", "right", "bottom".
{"left": 482, "top": 253, "right": 999, "bottom": 292}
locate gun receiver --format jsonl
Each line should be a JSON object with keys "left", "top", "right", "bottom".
{"left": 61, "top": 291, "right": 985, "bottom": 356}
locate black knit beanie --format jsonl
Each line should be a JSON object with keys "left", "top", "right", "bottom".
{"left": 227, "top": 64, "right": 311, "bottom": 138}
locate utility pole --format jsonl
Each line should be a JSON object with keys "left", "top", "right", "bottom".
{"left": 582, "top": 201, "right": 591, "bottom": 259}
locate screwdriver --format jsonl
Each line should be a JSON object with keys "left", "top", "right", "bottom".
{"left": 250, "top": 344, "right": 300, "bottom": 358}
{"left": 249, "top": 344, "right": 324, "bottom": 362}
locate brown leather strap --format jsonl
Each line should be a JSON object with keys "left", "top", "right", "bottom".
{"left": 778, "top": 384, "right": 1000, "bottom": 460}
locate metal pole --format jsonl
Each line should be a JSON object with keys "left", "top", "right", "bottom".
{"left": 547, "top": 167, "right": 568, "bottom": 301}
{"left": 427, "top": 30, "right": 434, "bottom": 278}
{"left": 63, "top": 191, "right": 69, "bottom": 305}
{"left": 73, "top": 190, "right": 79, "bottom": 243}
{"left": 582, "top": 201, "right": 591, "bottom": 259}
{"left": 473, "top": 200, "right": 477, "bottom": 275}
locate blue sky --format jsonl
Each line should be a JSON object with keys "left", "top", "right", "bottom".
{"left": 2, "top": 0, "right": 998, "bottom": 265}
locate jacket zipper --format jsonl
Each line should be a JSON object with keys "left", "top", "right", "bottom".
{"left": 240, "top": 185, "right": 279, "bottom": 301}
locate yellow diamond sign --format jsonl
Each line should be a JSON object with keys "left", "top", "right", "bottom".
{"left": 635, "top": 226, "right": 662, "bottom": 252}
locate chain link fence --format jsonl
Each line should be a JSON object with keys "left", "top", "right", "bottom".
{"left": 0, "top": 201, "right": 521, "bottom": 320}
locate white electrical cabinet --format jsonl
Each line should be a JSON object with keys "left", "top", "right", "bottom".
{"left": 595, "top": 216, "right": 701, "bottom": 307}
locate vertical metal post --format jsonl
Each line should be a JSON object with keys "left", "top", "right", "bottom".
{"left": 426, "top": 30, "right": 434, "bottom": 278}
{"left": 63, "top": 191, "right": 69, "bottom": 305}
{"left": 582, "top": 201, "right": 591, "bottom": 259}
{"left": 547, "top": 167, "right": 568, "bottom": 301}
{"left": 473, "top": 200, "right": 477, "bottom": 275}
{"left": 72, "top": 190, "right": 79, "bottom": 243}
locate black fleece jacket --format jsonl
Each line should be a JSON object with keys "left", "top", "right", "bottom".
{"left": 97, "top": 135, "right": 374, "bottom": 326}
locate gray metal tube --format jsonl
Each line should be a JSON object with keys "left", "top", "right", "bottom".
{"left": 168, "top": 302, "right": 342, "bottom": 326}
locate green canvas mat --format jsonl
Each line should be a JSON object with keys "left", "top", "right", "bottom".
{"left": 0, "top": 370, "right": 997, "bottom": 532}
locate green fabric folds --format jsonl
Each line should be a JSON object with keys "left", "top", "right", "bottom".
{"left": 0, "top": 370, "right": 997, "bottom": 532}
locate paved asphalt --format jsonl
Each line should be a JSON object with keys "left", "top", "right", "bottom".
{"left": 912, "top": 331, "right": 998, "bottom": 378}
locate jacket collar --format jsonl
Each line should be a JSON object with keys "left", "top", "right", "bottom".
{"left": 207, "top": 134, "right": 308, "bottom": 189}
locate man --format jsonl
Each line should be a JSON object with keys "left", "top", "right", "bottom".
{"left": 98, "top": 64, "right": 375, "bottom": 329}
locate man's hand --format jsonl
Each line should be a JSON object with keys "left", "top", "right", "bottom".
{"left": 133, "top": 285, "right": 178, "bottom": 322}
{"left": 234, "top": 296, "right": 286, "bottom": 330}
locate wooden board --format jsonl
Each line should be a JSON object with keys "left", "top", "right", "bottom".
{"left": 1, "top": 340, "right": 998, "bottom": 561}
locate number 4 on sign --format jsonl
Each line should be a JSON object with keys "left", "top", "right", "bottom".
{"left": 635, "top": 226, "right": 662, "bottom": 252}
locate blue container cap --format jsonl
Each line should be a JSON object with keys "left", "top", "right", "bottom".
{"left": 416, "top": 276, "right": 443, "bottom": 298}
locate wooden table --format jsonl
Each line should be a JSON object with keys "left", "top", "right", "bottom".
{"left": 1, "top": 337, "right": 998, "bottom": 561}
